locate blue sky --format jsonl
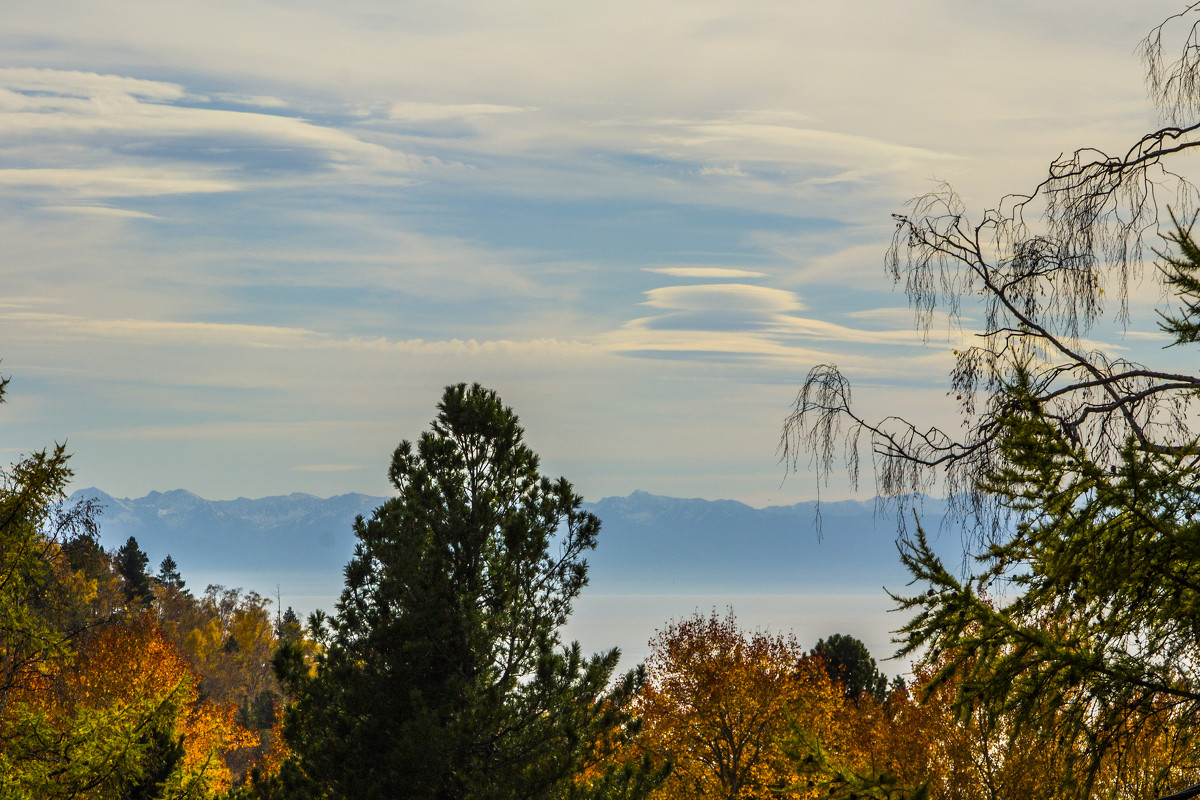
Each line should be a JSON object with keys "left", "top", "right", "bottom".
{"left": 1, "top": 0, "right": 1184, "bottom": 507}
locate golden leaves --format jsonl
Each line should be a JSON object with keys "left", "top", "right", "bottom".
{"left": 635, "top": 610, "right": 844, "bottom": 800}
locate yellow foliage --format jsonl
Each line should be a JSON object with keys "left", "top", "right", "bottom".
{"left": 636, "top": 610, "right": 846, "bottom": 800}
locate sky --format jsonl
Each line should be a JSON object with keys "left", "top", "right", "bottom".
{"left": 1, "top": 0, "right": 1186, "bottom": 512}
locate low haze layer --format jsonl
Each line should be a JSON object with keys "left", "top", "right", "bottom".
{"left": 73, "top": 486, "right": 964, "bottom": 671}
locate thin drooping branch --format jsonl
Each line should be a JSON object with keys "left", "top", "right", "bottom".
{"left": 785, "top": 157, "right": 1200, "bottom": 534}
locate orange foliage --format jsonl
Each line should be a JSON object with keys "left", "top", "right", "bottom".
{"left": 68, "top": 613, "right": 258, "bottom": 793}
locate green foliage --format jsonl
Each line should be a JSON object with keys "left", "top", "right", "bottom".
{"left": 786, "top": 731, "right": 930, "bottom": 800}
{"left": 0, "top": 373, "right": 276, "bottom": 799}
{"left": 566, "top": 754, "right": 670, "bottom": 800}
{"left": 0, "top": 479, "right": 71, "bottom": 696}
{"left": 0, "top": 406, "right": 85, "bottom": 707}
{"left": 275, "top": 383, "right": 657, "bottom": 800}
{"left": 275, "top": 608, "right": 301, "bottom": 644}
{"left": 1157, "top": 213, "right": 1200, "bottom": 345}
{"left": 0, "top": 691, "right": 180, "bottom": 800}
{"left": 0, "top": 377, "right": 169, "bottom": 799}
{"left": 812, "top": 633, "right": 889, "bottom": 704}
{"left": 893, "top": 344, "right": 1200, "bottom": 796}
{"left": 785, "top": 10, "right": 1200, "bottom": 795}
{"left": 116, "top": 696, "right": 187, "bottom": 800}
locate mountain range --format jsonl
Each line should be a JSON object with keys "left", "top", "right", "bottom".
{"left": 69, "top": 487, "right": 963, "bottom": 601}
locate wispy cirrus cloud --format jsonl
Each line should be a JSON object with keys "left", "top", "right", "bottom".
{"left": 39, "top": 204, "right": 164, "bottom": 219}
{"left": 641, "top": 283, "right": 804, "bottom": 313}
{"left": 0, "top": 68, "right": 184, "bottom": 101}
{"left": 637, "top": 112, "right": 960, "bottom": 167}
{"left": 1, "top": 310, "right": 600, "bottom": 359}
{"left": 0, "top": 67, "right": 421, "bottom": 206}
{"left": 387, "top": 101, "right": 525, "bottom": 121}
{"left": 0, "top": 168, "right": 237, "bottom": 198}
{"left": 0, "top": 0, "right": 1171, "bottom": 507}
{"left": 644, "top": 266, "right": 768, "bottom": 278}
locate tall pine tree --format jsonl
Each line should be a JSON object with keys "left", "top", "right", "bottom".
{"left": 272, "top": 383, "right": 654, "bottom": 800}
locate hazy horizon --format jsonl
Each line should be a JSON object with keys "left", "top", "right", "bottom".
{"left": 74, "top": 484, "right": 955, "bottom": 676}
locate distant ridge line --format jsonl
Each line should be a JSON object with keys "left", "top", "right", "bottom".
{"left": 66, "top": 487, "right": 956, "bottom": 597}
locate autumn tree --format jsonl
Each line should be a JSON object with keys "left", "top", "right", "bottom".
{"left": 66, "top": 613, "right": 257, "bottom": 797}
{"left": 272, "top": 383, "right": 654, "bottom": 800}
{"left": 792, "top": 654, "right": 1066, "bottom": 800}
{"left": 793, "top": 645, "right": 1200, "bottom": 800}
{"left": 4, "top": 612, "right": 257, "bottom": 799}
{"left": 636, "top": 610, "right": 843, "bottom": 800}
{"left": 0, "top": 372, "right": 125, "bottom": 797}
{"left": 148, "top": 581, "right": 289, "bottom": 784}
{"left": 0, "top": 370, "right": 260, "bottom": 799}
{"left": 781, "top": 5, "right": 1200, "bottom": 795}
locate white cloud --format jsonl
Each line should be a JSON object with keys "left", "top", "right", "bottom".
{"left": 842, "top": 307, "right": 920, "bottom": 323}
{"left": 605, "top": 279, "right": 955, "bottom": 366}
{"left": 40, "top": 204, "right": 163, "bottom": 219}
{"left": 770, "top": 316, "right": 945, "bottom": 346}
{"left": 0, "top": 96, "right": 405, "bottom": 168}
{"left": 604, "top": 327, "right": 830, "bottom": 360}
{"left": 641, "top": 283, "right": 804, "bottom": 313}
{"left": 6, "top": 313, "right": 325, "bottom": 348}
{"left": 0, "top": 68, "right": 422, "bottom": 206}
{"left": 212, "top": 92, "right": 290, "bottom": 109}
{"left": 0, "top": 297, "right": 58, "bottom": 309}
{"left": 0, "top": 168, "right": 238, "bottom": 198}
{"left": 0, "top": 0, "right": 1182, "bottom": 508}
{"left": 664, "top": 119, "right": 959, "bottom": 164}
{"left": 1121, "top": 330, "right": 1171, "bottom": 341}
{"left": 644, "top": 267, "right": 767, "bottom": 278}
{"left": 0, "top": 67, "right": 183, "bottom": 101}
{"left": 770, "top": 240, "right": 890, "bottom": 287}
{"left": 3, "top": 311, "right": 600, "bottom": 358}
{"left": 387, "top": 101, "right": 525, "bottom": 121}
{"left": 698, "top": 164, "right": 748, "bottom": 178}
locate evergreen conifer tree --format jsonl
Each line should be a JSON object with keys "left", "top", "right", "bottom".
{"left": 156, "top": 554, "right": 185, "bottom": 591}
{"left": 272, "top": 384, "right": 655, "bottom": 800}
{"left": 811, "top": 634, "right": 888, "bottom": 704}
{"left": 116, "top": 536, "right": 153, "bottom": 607}
{"left": 891, "top": 230, "right": 1200, "bottom": 791}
